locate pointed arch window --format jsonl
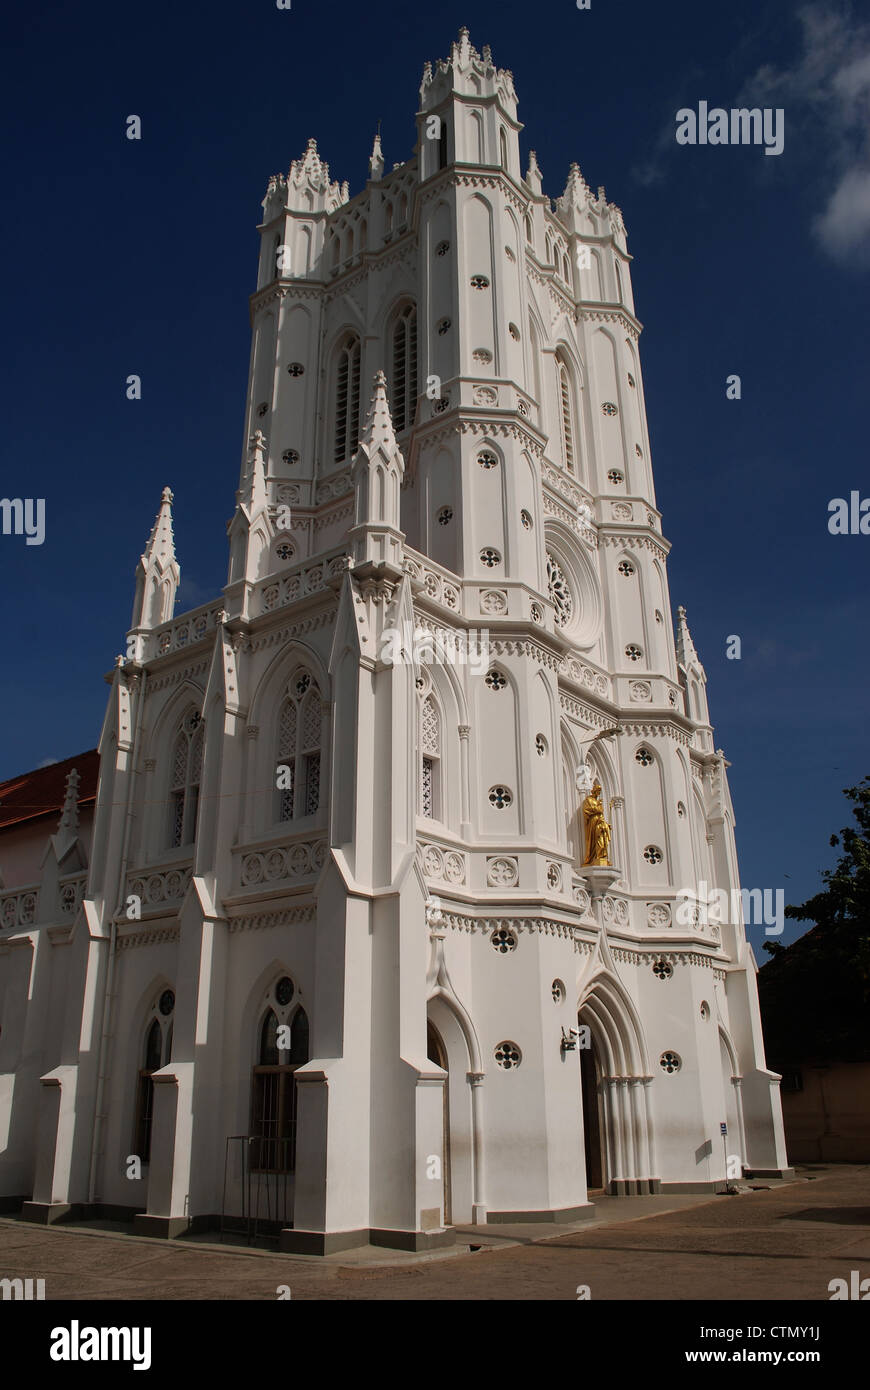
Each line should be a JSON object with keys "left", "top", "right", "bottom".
{"left": 276, "top": 672, "right": 321, "bottom": 822}
{"left": 251, "top": 994, "right": 310, "bottom": 1173}
{"left": 557, "top": 357, "right": 577, "bottom": 475}
{"left": 499, "top": 127, "right": 508, "bottom": 171}
{"left": 420, "top": 695, "right": 441, "bottom": 820}
{"left": 169, "top": 709, "right": 203, "bottom": 848}
{"left": 390, "top": 303, "right": 418, "bottom": 434}
{"left": 334, "top": 334, "right": 361, "bottom": 463}
{"left": 438, "top": 122, "right": 448, "bottom": 170}
{"left": 132, "top": 992, "right": 174, "bottom": 1163}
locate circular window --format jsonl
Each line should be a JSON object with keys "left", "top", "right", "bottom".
{"left": 700, "top": 1000, "right": 710, "bottom": 1020}
{"left": 275, "top": 541, "right": 295, "bottom": 561}
{"left": 488, "top": 785, "right": 513, "bottom": 809}
{"left": 535, "top": 734, "right": 547, "bottom": 757}
{"left": 470, "top": 274, "right": 490, "bottom": 289}
{"left": 601, "top": 401, "right": 618, "bottom": 416}
{"left": 494, "top": 1041, "right": 522, "bottom": 1069}
{"left": 530, "top": 601, "right": 544, "bottom": 623}
{"left": 660, "top": 1051, "right": 681, "bottom": 1074}
{"left": 485, "top": 669, "right": 506, "bottom": 690}
{"left": 433, "top": 396, "right": 450, "bottom": 413}
{"left": 159, "top": 990, "right": 175, "bottom": 1016}
{"left": 627, "top": 373, "right": 635, "bottom": 388}
{"left": 282, "top": 449, "right": 300, "bottom": 465}
{"left": 480, "top": 548, "right": 501, "bottom": 568}
{"left": 625, "top": 644, "right": 643, "bottom": 661}
{"left": 294, "top": 672, "right": 311, "bottom": 696}
{"left": 437, "top": 506, "right": 453, "bottom": 526}
{"left": 618, "top": 561, "right": 635, "bottom": 577}
{"left": 509, "top": 322, "right": 520, "bottom": 340}
{"left": 435, "top": 240, "right": 450, "bottom": 256}
{"left": 286, "top": 363, "right": 305, "bottom": 377}
{"left": 256, "top": 402, "right": 269, "bottom": 417}
{"left": 275, "top": 976, "right": 295, "bottom": 1006}
{"left": 491, "top": 927, "right": 517, "bottom": 954}
{"left": 677, "top": 801, "right": 686, "bottom": 818}
{"left": 546, "top": 553, "right": 573, "bottom": 629}
{"left": 437, "top": 317, "right": 451, "bottom": 335}
{"left": 635, "top": 747, "right": 653, "bottom": 766}
{"left": 607, "top": 469, "right": 624, "bottom": 485}
{"left": 635, "top": 444, "right": 643, "bottom": 458}
{"left": 644, "top": 845, "right": 663, "bottom": 865}
{"left": 551, "top": 979, "right": 566, "bottom": 1004}
{"left": 477, "top": 450, "right": 498, "bottom": 470}
{"left": 652, "top": 959, "right": 673, "bottom": 980}
{"left": 520, "top": 509, "right": 533, "bottom": 531}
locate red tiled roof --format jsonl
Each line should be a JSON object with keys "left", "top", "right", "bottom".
{"left": 0, "top": 750, "right": 100, "bottom": 830}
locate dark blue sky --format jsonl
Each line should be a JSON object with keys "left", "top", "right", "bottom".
{"left": 2, "top": 0, "right": 867, "bottom": 948}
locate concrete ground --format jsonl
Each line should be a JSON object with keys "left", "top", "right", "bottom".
{"left": 0, "top": 1163, "right": 868, "bottom": 1299}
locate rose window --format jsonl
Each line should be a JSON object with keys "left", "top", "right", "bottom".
{"left": 546, "top": 553, "right": 573, "bottom": 628}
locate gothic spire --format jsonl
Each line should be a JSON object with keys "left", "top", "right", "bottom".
{"left": 357, "top": 370, "right": 402, "bottom": 465}
{"left": 675, "top": 605, "right": 701, "bottom": 668}
{"left": 57, "top": 767, "right": 80, "bottom": 832}
{"left": 130, "top": 486, "right": 180, "bottom": 631}
{"left": 369, "top": 129, "right": 384, "bottom": 181}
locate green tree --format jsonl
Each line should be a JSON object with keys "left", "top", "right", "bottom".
{"left": 758, "top": 777, "right": 870, "bottom": 1063}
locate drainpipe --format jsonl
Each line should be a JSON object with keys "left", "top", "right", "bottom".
{"left": 88, "top": 664, "right": 147, "bottom": 1205}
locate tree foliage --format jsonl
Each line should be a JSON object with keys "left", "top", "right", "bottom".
{"left": 758, "top": 777, "right": 870, "bottom": 1064}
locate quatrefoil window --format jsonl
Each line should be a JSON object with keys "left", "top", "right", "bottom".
{"left": 282, "top": 449, "right": 300, "bottom": 465}
{"left": 275, "top": 542, "right": 295, "bottom": 561}
{"left": 490, "top": 927, "right": 517, "bottom": 954}
{"left": 437, "top": 318, "right": 451, "bottom": 335}
{"left": 470, "top": 274, "right": 490, "bottom": 289}
{"left": 435, "top": 240, "right": 450, "bottom": 256}
{"left": 488, "top": 786, "right": 512, "bottom": 808}
{"left": 256, "top": 402, "right": 269, "bottom": 417}
{"left": 485, "top": 669, "right": 506, "bottom": 691}
{"left": 437, "top": 506, "right": 453, "bottom": 526}
{"left": 644, "top": 845, "right": 663, "bottom": 865}
{"left": 478, "top": 451, "right": 498, "bottom": 469}
{"left": 652, "top": 959, "right": 673, "bottom": 980}
{"left": 494, "top": 1041, "right": 521, "bottom": 1069}
{"left": 635, "top": 748, "right": 653, "bottom": 766}
{"left": 480, "top": 548, "right": 501, "bottom": 568}
{"left": 601, "top": 401, "right": 618, "bottom": 416}
{"left": 286, "top": 362, "right": 305, "bottom": 377}
{"left": 660, "top": 1051, "right": 681, "bottom": 1073}
{"left": 625, "top": 644, "right": 643, "bottom": 661}
{"left": 618, "top": 561, "right": 635, "bottom": 577}
{"left": 608, "top": 470, "right": 624, "bottom": 484}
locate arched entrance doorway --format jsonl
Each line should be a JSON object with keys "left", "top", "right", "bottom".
{"left": 579, "top": 1032, "right": 605, "bottom": 1192}
{"left": 427, "top": 1020, "right": 452, "bottom": 1225}
{"left": 578, "top": 976, "right": 659, "bottom": 1195}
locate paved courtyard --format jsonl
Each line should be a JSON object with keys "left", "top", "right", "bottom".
{"left": 1, "top": 1164, "right": 868, "bottom": 1300}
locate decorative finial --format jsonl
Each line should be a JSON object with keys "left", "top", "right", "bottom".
{"left": 161, "top": 486, "right": 173, "bottom": 505}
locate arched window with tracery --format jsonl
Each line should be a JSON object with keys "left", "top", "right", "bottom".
{"left": 390, "top": 303, "right": 417, "bottom": 434}
{"left": 132, "top": 988, "right": 174, "bottom": 1163}
{"left": 250, "top": 977, "right": 309, "bottom": 1172}
{"left": 420, "top": 695, "right": 441, "bottom": 820}
{"left": 556, "top": 356, "right": 577, "bottom": 475}
{"left": 276, "top": 671, "right": 321, "bottom": 822}
{"left": 333, "top": 334, "right": 361, "bottom": 463}
{"left": 169, "top": 709, "right": 203, "bottom": 848}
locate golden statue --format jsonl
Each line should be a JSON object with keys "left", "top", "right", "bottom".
{"left": 582, "top": 782, "right": 612, "bottom": 866}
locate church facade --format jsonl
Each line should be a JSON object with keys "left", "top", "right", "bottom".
{"left": 0, "top": 30, "right": 790, "bottom": 1253}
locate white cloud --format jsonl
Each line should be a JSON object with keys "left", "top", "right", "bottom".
{"left": 737, "top": 3, "right": 870, "bottom": 265}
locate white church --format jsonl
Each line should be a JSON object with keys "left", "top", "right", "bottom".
{"left": 0, "top": 29, "right": 790, "bottom": 1253}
